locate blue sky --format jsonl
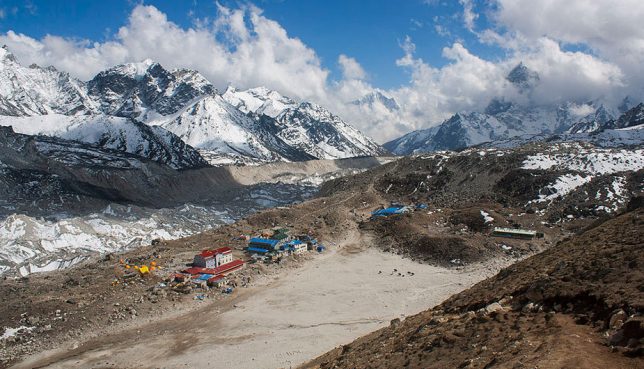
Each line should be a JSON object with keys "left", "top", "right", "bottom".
{"left": 0, "top": 0, "right": 501, "bottom": 89}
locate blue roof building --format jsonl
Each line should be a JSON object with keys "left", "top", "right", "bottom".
{"left": 248, "top": 238, "right": 280, "bottom": 253}
{"left": 247, "top": 247, "right": 270, "bottom": 254}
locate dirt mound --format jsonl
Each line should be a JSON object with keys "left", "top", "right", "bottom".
{"left": 361, "top": 214, "right": 494, "bottom": 266}
{"left": 360, "top": 207, "right": 541, "bottom": 266}
{"left": 303, "top": 207, "right": 644, "bottom": 368}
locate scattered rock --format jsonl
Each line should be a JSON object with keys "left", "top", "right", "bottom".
{"left": 609, "top": 309, "right": 627, "bottom": 330}
{"left": 484, "top": 302, "right": 504, "bottom": 315}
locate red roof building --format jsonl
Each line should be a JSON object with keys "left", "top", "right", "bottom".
{"left": 182, "top": 259, "right": 245, "bottom": 276}
{"left": 193, "top": 247, "right": 234, "bottom": 268}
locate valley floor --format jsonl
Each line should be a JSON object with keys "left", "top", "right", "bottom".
{"left": 11, "top": 228, "right": 514, "bottom": 369}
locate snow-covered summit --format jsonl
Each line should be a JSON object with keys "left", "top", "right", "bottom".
{"left": 507, "top": 62, "right": 540, "bottom": 92}
{"left": 222, "top": 85, "right": 296, "bottom": 117}
{"left": 147, "top": 94, "right": 278, "bottom": 163}
{"left": 385, "top": 99, "right": 643, "bottom": 155}
{"left": 351, "top": 91, "right": 400, "bottom": 112}
{"left": 87, "top": 60, "right": 216, "bottom": 119}
{"left": 0, "top": 46, "right": 95, "bottom": 116}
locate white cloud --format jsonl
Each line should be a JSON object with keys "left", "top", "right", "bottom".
{"left": 338, "top": 54, "right": 366, "bottom": 80}
{"left": 569, "top": 103, "right": 596, "bottom": 118}
{"left": 434, "top": 24, "right": 451, "bottom": 37}
{"left": 516, "top": 38, "right": 624, "bottom": 106}
{"left": 0, "top": 4, "right": 329, "bottom": 101}
{"left": 459, "top": 0, "right": 478, "bottom": 32}
{"left": 490, "top": 0, "right": 644, "bottom": 98}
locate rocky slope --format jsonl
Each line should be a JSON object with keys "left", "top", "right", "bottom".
{"left": 322, "top": 143, "right": 643, "bottom": 220}
{"left": 304, "top": 204, "right": 644, "bottom": 368}
{"left": 0, "top": 137, "right": 641, "bottom": 367}
{"left": 317, "top": 141, "right": 643, "bottom": 271}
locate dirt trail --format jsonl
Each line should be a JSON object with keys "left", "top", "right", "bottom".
{"left": 11, "top": 225, "right": 512, "bottom": 369}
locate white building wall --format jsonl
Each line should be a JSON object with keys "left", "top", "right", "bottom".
{"left": 293, "top": 244, "right": 307, "bottom": 254}
{"left": 216, "top": 252, "right": 233, "bottom": 266}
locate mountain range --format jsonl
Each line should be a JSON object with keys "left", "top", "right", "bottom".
{"left": 0, "top": 46, "right": 386, "bottom": 167}
{"left": 2, "top": 44, "right": 642, "bottom": 166}
{"left": 383, "top": 63, "right": 643, "bottom": 155}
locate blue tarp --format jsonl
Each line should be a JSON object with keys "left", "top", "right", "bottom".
{"left": 371, "top": 207, "right": 406, "bottom": 217}
{"left": 196, "top": 274, "right": 214, "bottom": 281}
{"left": 247, "top": 246, "right": 270, "bottom": 254}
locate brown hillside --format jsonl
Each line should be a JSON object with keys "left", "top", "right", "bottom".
{"left": 304, "top": 206, "right": 644, "bottom": 369}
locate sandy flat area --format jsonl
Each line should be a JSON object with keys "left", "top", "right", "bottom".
{"left": 13, "top": 237, "right": 507, "bottom": 369}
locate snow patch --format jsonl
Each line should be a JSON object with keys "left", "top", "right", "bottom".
{"left": 480, "top": 210, "right": 494, "bottom": 223}
{"left": 532, "top": 174, "right": 593, "bottom": 203}
{"left": 1, "top": 326, "right": 35, "bottom": 340}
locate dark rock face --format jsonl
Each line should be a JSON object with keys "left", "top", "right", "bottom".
{"left": 251, "top": 114, "right": 317, "bottom": 162}
{"left": 506, "top": 62, "right": 540, "bottom": 92}
{"left": 605, "top": 103, "right": 644, "bottom": 130}
{"left": 484, "top": 98, "right": 513, "bottom": 115}
{"left": 87, "top": 62, "right": 216, "bottom": 119}
{"left": 427, "top": 114, "right": 470, "bottom": 151}
{"left": 0, "top": 127, "right": 238, "bottom": 208}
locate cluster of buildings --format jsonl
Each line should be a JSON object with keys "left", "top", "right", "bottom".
{"left": 245, "top": 228, "right": 323, "bottom": 261}
{"left": 173, "top": 247, "right": 245, "bottom": 288}
{"left": 170, "top": 228, "right": 323, "bottom": 291}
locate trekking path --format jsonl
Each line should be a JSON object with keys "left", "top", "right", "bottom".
{"left": 13, "top": 229, "right": 511, "bottom": 369}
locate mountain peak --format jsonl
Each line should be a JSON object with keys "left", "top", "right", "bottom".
{"left": 0, "top": 45, "right": 18, "bottom": 63}
{"left": 507, "top": 62, "right": 540, "bottom": 92}
{"left": 107, "top": 59, "right": 160, "bottom": 79}
{"left": 223, "top": 85, "right": 237, "bottom": 95}
{"left": 352, "top": 91, "right": 400, "bottom": 112}
{"left": 222, "top": 86, "right": 296, "bottom": 117}
{"left": 484, "top": 98, "right": 513, "bottom": 115}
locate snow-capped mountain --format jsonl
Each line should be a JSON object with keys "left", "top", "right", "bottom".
{"left": 385, "top": 102, "right": 575, "bottom": 154}
{"left": 0, "top": 46, "right": 386, "bottom": 166}
{"left": 222, "top": 86, "right": 296, "bottom": 118}
{"left": 220, "top": 86, "right": 388, "bottom": 160}
{"left": 606, "top": 103, "right": 644, "bottom": 129}
{"left": 147, "top": 94, "right": 280, "bottom": 163}
{"left": 0, "top": 48, "right": 208, "bottom": 169}
{"left": 385, "top": 63, "right": 643, "bottom": 155}
{"left": 0, "top": 46, "right": 95, "bottom": 116}
{"left": 270, "top": 101, "right": 387, "bottom": 158}
{"left": 506, "top": 62, "right": 540, "bottom": 93}
{"left": 351, "top": 91, "right": 400, "bottom": 112}
{"left": 566, "top": 105, "right": 616, "bottom": 134}
{"left": 0, "top": 114, "right": 208, "bottom": 169}
{"left": 87, "top": 60, "right": 215, "bottom": 120}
